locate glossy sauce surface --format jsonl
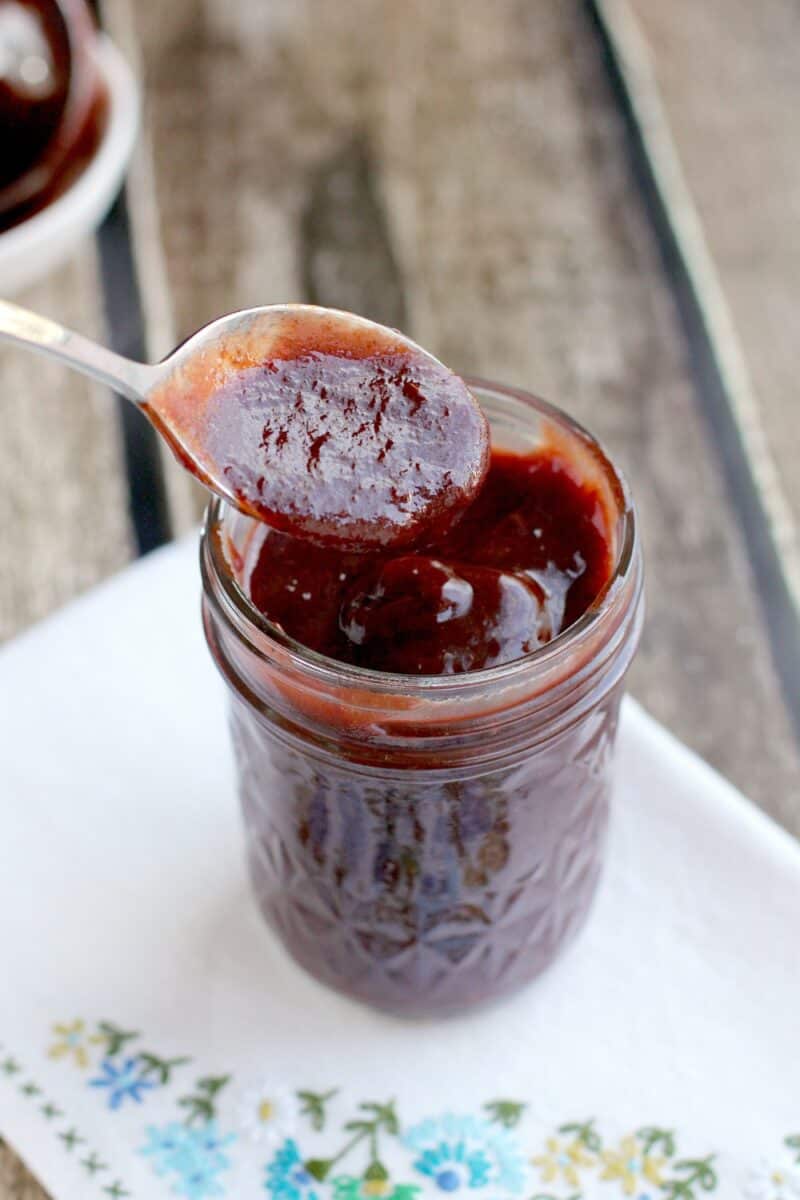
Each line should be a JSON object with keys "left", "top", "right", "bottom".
{"left": 247, "top": 445, "right": 613, "bottom": 674}
{"left": 204, "top": 350, "right": 489, "bottom": 548}
{"left": 149, "top": 309, "right": 490, "bottom": 550}
{"left": 0, "top": 0, "right": 104, "bottom": 231}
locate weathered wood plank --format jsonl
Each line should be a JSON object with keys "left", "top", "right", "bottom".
{"left": 2, "top": 0, "right": 799, "bottom": 1195}
{"left": 0, "top": 252, "right": 133, "bottom": 643}
{"left": 587, "top": 0, "right": 800, "bottom": 763}
{"left": 301, "top": 137, "right": 408, "bottom": 331}
{"left": 0, "top": 1144, "right": 47, "bottom": 1200}
{"left": 628, "top": 0, "right": 800, "bottom": 594}
{"left": 98, "top": 0, "right": 207, "bottom": 534}
{"left": 135, "top": 0, "right": 800, "bottom": 825}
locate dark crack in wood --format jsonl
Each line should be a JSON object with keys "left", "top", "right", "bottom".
{"left": 586, "top": 0, "right": 800, "bottom": 749}
{"left": 301, "top": 137, "right": 408, "bottom": 331}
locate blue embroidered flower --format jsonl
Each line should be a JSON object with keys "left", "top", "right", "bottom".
{"left": 173, "top": 1158, "right": 227, "bottom": 1199}
{"left": 265, "top": 1138, "right": 319, "bottom": 1200}
{"left": 404, "top": 1115, "right": 527, "bottom": 1194}
{"left": 187, "top": 1122, "right": 237, "bottom": 1162}
{"left": 140, "top": 1122, "right": 189, "bottom": 1174}
{"left": 89, "top": 1057, "right": 156, "bottom": 1109}
{"left": 140, "top": 1120, "right": 236, "bottom": 1198}
{"left": 413, "top": 1143, "right": 491, "bottom": 1191}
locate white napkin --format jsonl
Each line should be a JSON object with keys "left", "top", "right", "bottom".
{"left": 0, "top": 535, "right": 798, "bottom": 1200}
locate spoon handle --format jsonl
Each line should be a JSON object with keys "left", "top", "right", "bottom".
{"left": 0, "top": 300, "right": 155, "bottom": 403}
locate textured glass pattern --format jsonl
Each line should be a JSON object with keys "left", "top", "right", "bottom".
{"left": 231, "top": 694, "right": 620, "bottom": 1016}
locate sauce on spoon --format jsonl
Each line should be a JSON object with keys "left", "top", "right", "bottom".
{"left": 147, "top": 306, "right": 490, "bottom": 551}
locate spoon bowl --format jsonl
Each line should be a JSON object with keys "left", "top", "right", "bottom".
{"left": 0, "top": 300, "right": 490, "bottom": 549}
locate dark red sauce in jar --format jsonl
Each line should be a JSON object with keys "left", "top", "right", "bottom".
{"left": 247, "top": 447, "right": 612, "bottom": 674}
{"left": 201, "top": 380, "right": 643, "bottom": 1016}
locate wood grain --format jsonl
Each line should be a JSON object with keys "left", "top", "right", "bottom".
{"left": 629, "top": 0, "right": 800, "bottom": 591}
{"left": 0, "top": 1144, "right": 47, "bottom": 1200}
{"left": 1, "top": 0, "right": 798, "bottom": 1194}
{"left": 0, "top": 252, "right": 133, "bottom": 643}
{"left": 136, "top": 0, "right": 800, "bottom": 822}
{"left": 590, "top": 0, "right": 800, "bottom": 752}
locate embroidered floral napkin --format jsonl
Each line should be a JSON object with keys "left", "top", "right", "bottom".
{"left": 0, "top": 536, "right": 798, "bottom": 1200}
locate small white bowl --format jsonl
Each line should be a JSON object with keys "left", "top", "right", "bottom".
{"left": 0, "top": 36, "right": 140, "bottom": 296}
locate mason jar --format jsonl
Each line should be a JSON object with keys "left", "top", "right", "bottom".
{"left": 200, "top": 379, "right": 644, "bottom": 1017}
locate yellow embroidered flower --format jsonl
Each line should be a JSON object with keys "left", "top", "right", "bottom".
{"left": 532, "top": 1137, "right": 595, "bottom": 1187}
{"left": 48, "top": 1020, "right": 91, "bottom": 1068}
{"left": 601, "top": 1135, "right": 665, "bottom": 1195}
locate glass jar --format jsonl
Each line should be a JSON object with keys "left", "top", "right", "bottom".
{"left": 201, "top": 380, "right": 643, "bottom": 1017}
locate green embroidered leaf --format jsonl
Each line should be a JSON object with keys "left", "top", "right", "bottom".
{"left": 81, "top": 1152, "right": 108, "bottom": 1175}
{"left": 178, "top": 1095, "right": 214, "bottom": 1125}
{"left": 559, "top": 1119, "right": 602, "bottom": 1153}
{"left": 40, "top": 1103, "right": 63, "bottom": 1120}
{"left": 484, "top": 1099, "right": 526, "bottom": 1129}
{"left": 297, "top": 1088, "right": 339, "bottom": 1131}
{"left": 59, "top": 1128, "right": 86, "bottom": 1151}
{"left": 638, "top": 1126, "right": 677, "bottom": 1158}
{"left": 662, "top": 1155, "right": 718, "bottom": 1200}
{"left": 364, "top": 1160, "right": 389, "bottom": 1182}
{"left": 359, "top": 1100, "right": 400, "bottom": 1136}
{"left": 344, "top": 1120, "right": 373, "bottom": 1135}
{"left": 786, "top": 1135, "right": 800, "bottom": 1164}
{"left": 138, "top": 1052, "right": 191, "bottom": 1084}
{"left": 19, "top": 1081, "right": 42, "bottom": 1097}
{"left": 531, "top": 1194, "right": 582, "bottom": 1200}
{"left": 197, "top": 1074, "right": 231, "bottom": 1097}
{"left": 0, "top": 1057, "right": 21, "bottom": 1076}
{"left": 345, "top": 1102, "right": 399, "bottom": 1140}
{"left": 322, "top": 1098, "right": 401, "bottom": 1177}
{"left": 103, "top": 1181, "right": 130, "bottom": 1198}
{"left": 305, "top": 1157, "right": 334, "bottom": 1181}
{"left": 178, "top": 1074, "right": 231, "bottom": 1125}
{"left": 391, "top": 1187, "right": 422, "bottom": 1200}
{"left": 95, "top": 1022, "right": 140, "bottom": 1058}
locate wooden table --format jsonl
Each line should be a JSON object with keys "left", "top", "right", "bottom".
{"left": 2, "top": 0, "right": 798, "bottom": 1193}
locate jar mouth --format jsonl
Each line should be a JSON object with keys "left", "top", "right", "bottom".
{"left": 203, "top": 377, "right": 640, "bottom": 698}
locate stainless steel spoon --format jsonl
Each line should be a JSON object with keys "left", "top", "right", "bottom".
{"left": 0, "top": 299, "right": 489, "bottom": 547}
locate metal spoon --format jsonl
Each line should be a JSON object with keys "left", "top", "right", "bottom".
{"left": 0, "top": 299, "right": 489, "bottom": 548}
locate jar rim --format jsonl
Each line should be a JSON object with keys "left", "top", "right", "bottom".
{"left": 202, "top": 376, "right": 640, "bottom": 699}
